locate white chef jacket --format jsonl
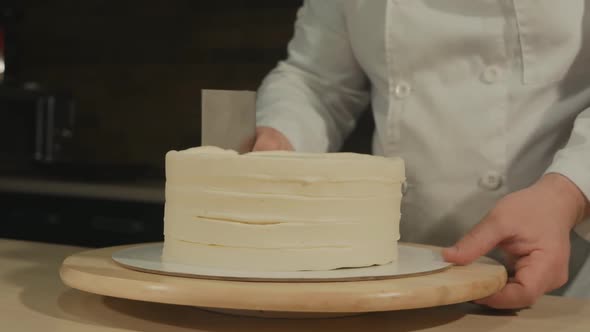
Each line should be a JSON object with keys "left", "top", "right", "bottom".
{"left": 255, "top": 0, "right": 590, "bottom": 297}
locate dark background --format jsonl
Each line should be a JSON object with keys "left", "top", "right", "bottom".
{"left": 13, "top": 0, "right": 303, "bottom": 171}
{"left": 0, "top": 0, "right": 373, "bottom": 247}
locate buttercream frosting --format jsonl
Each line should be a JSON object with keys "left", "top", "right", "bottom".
{"left": 162, "top": 146, "right": 405, "bottom": 271}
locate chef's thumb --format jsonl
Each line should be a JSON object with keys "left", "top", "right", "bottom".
{"left": 442, "top": 217, "right": 503, "bottom": 265}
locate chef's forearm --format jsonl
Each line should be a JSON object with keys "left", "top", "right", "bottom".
{"left": 255, "top": 0, "right": 370, "bottom": 153}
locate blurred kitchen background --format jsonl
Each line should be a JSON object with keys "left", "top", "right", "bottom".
{"left": 0, "top": 0, "right": 373, "bottom": 247}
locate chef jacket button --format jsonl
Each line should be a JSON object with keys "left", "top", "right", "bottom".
{"left": 481, "top": 66, "right": 503, "bottom": 84}
{"left": 479, "top": 171, "right": 503, "bottom": 190}
{"left": 401, "top": 181, "right": 408, "bottom": 194}
{"left": 394, "top": 81, "right": 412, "bottom": 99}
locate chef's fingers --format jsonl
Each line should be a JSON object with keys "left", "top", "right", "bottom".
{"left": 252, "top": 127, "right": 293, "bottom": 152}
{"left": 474, "top": 251, "right": 549, "bottom": 309}
{"left": 442, "top": 213, "right": 505, "bottom": 265}
{"left": 252, "top": 135, "right": 282, "bottom": 151}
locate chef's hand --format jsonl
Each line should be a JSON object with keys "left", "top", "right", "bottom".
{"left": 252, "top": 126, "right": 294, "bottom": 151}
{"left": 443, "top": 173, "right": 589, "bottom": 309}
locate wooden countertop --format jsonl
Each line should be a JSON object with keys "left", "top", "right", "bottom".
{"left": 2, "top": 238, "right": 590, "bottom": 332}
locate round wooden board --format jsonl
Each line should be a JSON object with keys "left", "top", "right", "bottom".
{"left": 60, "top": 243, "right": 507, "bottom": 318}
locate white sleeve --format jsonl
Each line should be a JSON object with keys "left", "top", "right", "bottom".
{"left": 255, "top": 0, "right": 370, "bottom": 153}
{"left": 545, "top": 107, "right": 590, "bottom": 241}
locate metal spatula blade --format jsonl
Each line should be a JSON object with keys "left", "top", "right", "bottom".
{"left": 201, "top": 89, "right": 256, "bottom": 154}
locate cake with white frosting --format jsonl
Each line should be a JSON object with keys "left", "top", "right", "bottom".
{"left": 162, "top": 146, "right": 405, "bottom": 272}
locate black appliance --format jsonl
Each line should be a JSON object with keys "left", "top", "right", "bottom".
{"left": 0, "top": 87, "right": 76, "bottom": 171}
{"left": 0, "top": 2, "right": 76, "bottom": 171}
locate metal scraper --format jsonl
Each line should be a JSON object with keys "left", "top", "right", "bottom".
{"left": 201, "top": 89, "right": 257, "bottom": 154}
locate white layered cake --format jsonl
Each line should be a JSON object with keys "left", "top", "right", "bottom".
{"left": 162, "top": 146, "right": 405, "bottom": 272}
